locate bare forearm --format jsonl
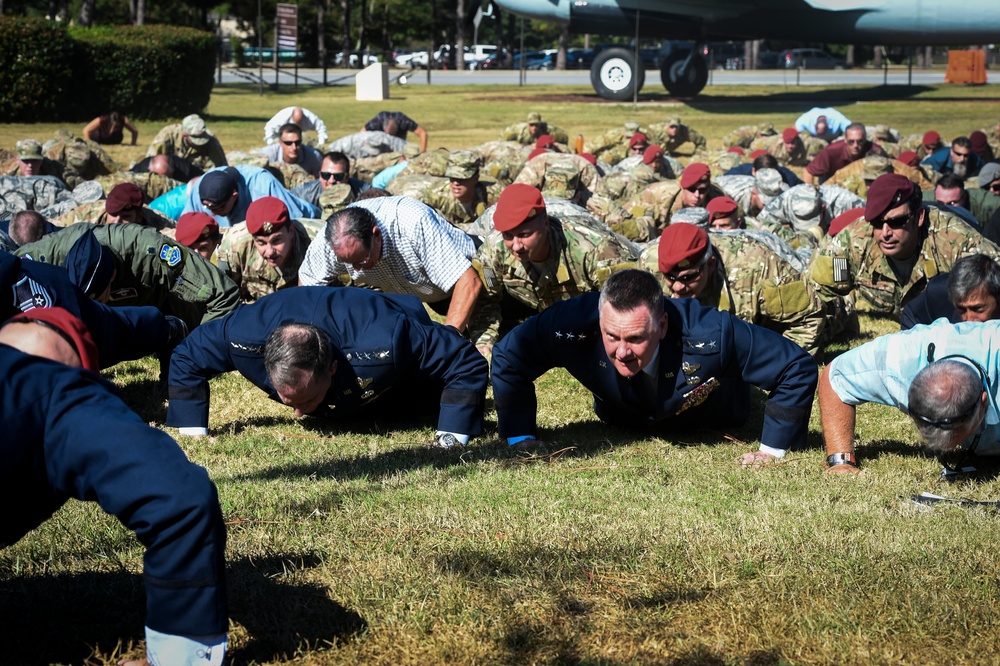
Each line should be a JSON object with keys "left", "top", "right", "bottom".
{"left": 818, "top": 366, "right": 857, "bottom": 455}
{"left": 444, "top": 268, "right": 482, "bottom": 333}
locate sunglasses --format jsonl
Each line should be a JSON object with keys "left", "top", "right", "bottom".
{"left": 869, "top": 209, "right": 913, "bottom": 230}
{"left": 684, "top": 183, "right": 709, "bottom": 194}
{"left": 282, "top": 139, "right": 302, "bottom": 147}
{"left": 845, "top": 139, "right": 865, "bottom": 145}
{"left": 321, "top": 171, "right": 347, "bottom": 182}
{"left": 665, "top": 260, "right": 709, "bottom": 284}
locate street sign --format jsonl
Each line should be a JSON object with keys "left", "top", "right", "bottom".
{"left": 276, "top": 3, "right": 298, "bottom": 51}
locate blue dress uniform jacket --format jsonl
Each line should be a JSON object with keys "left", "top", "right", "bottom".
{"left": 0, "top": 250, "right": 170, "bottom": 368}
{"left": 0, "top": 346, "right": 228, "bottom": 637}
{"left": 491, "top": 293, "right": 818, "bottom": 452}
{"left": 167, "top": 286, "right": 489, "bottom": 436}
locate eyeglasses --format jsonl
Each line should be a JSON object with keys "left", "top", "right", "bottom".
{"left": 320, "top": 171, "right": 347, "bottom": 182}
{"left": 684, "top": 183, "right": 709, "bottom": 194}
{"left": 665, "top": 260, "right": 709, "bottom": 284}
{"left": 282, "top": 139, "right": 302, "bottom": 147}
{"left": 869, "top": 209, "right": 914, "bottom": 230}
{"left": 845, "top": 139, "right": 865, "bottom": 145}
{"left": 952, "top": 149, "right": 970, "bottom": 158}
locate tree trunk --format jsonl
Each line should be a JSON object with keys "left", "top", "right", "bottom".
{"left": 79, "top": 0, "right": 94, "bottom": 26}
{"left": 340, "top": 0, "right": 350, "bottom": 66}
{"left": 356, "top": 0, "right": 367, "bottom": 61}
{"left": 455, "top": 0, "right": 466, "bottom": 70}
{"left": 873, "top": 46, "right": 883, "bottom": 68}
{"left": 557, "top": 25, "right": 569, "bottom": 70}
{"left": 317, "top": 0, "right": 327, "bottom": 68}
{"left": 846, "top": 44, "right": 855, "bottom": 67}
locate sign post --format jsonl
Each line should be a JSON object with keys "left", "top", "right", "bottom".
{"left": 276, "top": 3, "right": 298, "bottom": 90}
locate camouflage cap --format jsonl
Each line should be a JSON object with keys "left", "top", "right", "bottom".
{"left": 320, "top": 183, "right": 354, "bottom": 212}
{"left": 445, "top": 150, "right": 480, "bottom": 180}
{"left": 789, "top": 185, "right": 822, "bottom": 228}
{"left": 872, "top": 124, "right": 892, "bottom": 140}
{"left": 671, "top": 207, "right": 709, "bottom": 228}
{"left": 754, "top": 168, "right": 785, "bottom": 205}
{"left": 181, "top": 114, "right": 211, "bottom": 146}
{"left": 861, "top": 154, "right": 892, "bottom": 181}
{"left": 16, "top": 139, "right": 43, "bottom": 161}
{"left": 624, "top": 121, "right": 641, "bottom": 133}
{"left": 665, "top": 116, "right": 682, "bottom": 127}
{"left": 527, "top": 111, "right": 543, "bottom": 124}
{"left": 540, "top": 164, "right": 581, "bottom": 199}
{"left": 757, "top": 121, "right": 776, "bottom": 136}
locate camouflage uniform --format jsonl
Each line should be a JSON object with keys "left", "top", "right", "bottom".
{"left": 353, "top": 151, "right": 407, "bottom": 183}
{"left": 756, "top": 184, "right": 864, "bottom": 251}
{"left": 609, "top": 154, "right": 683, "bottom": 179}
{"left": 584, "top": 121, "right": 647, "bottom": 167}
{"left": 621, "top": 180, "right": 727, "bottom": 232}
{"left": 638, "top": 230, "right": 828, "bottom": 356}
{"left": 751, "top": 133, "right": 825, "bottom": 167}
{"left": 15, "top": 222, "right": 239, "bottom": 328}
{"left": 514, "top": 153, "right": 609, "bottom": 197}
{"left": 499, "top": 121, "right": 570, "bottom": 146}
{"left": 43, "top": 136, "right": 118, "bottom": 189}
{"left": 52, "top": 201, "right": 176, "bottom": 231}
{"left": 319, "top": 183, "right": 355, "bottom": 218}
{"left": 977, "top": 124, "right": 1000, "bottom": 158}
{"left": 269, "top": 162, "right": 314, "bottom": 190}
{"left": 702, "top": 150, "right": 746, "bottom": 177}
{"left": 385, "top": 173, "right": 443, "bottom": 199}
{"left": 647, "top": 118, "right": 707, "bottom": 155}
{"left": 95, "top": 171, "right": 182, "bottom": 202}
{"left": 865, "top": 125, "right": 903, "bottom": 158}
{"left": 403, "top": 149, "right": 454, "bottom": 178}
{"left": 145, "top": 124, "right": 227, "bottom": 171}
{"left": 826, "top": 155, "right": 935, "bottom": 198}
{"left": 218, "top": 218, "right": 325, "bottom": 302}
{"left": 714, "top": 175, "right": 756, "bottom": 215}
{"left": 417, "top": 179, "right": 497, "bottom": 232}
{"left": 722, "top": 122, "right": 776, "bottom": 150}
{"left": 325, "top": 131, "right": 408, "bottom": 159}
{"left": 807, "top": 207, "right": 1000, "bottom": 331}
{"left": 0, "top": 174, "right": 75, "bottom": 218}
{"left": 603, "top": 162, "right": 666, "bottom": 202}
{"left": 898, "top": 133, "right": 947, "bottom": 160}
{"left": 469, "top": 216, "right": 637, "bottom": 348}
{"left": 473, "top": 141, "right": 529, "bottom": 186}
{"left": 0, "top": 156, "right": 65, "bottom": 184}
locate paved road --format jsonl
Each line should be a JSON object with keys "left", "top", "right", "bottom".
{"left": 219, "top": 65, "right": 986, "bottom": 89}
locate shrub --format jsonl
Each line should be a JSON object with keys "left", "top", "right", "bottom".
{"left": 0, "top": 18, "right": 76, "bottom": 122}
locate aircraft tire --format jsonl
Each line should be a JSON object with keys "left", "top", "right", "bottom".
{"left": 591, "top": 48, "right": 645, "bottom": 100}
{"left": 660, "top": 49, "right": 708, "bottom": 97}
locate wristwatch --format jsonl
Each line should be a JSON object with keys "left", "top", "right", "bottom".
{"left": 826, "top": 452, "right": 858, "bottom": 468}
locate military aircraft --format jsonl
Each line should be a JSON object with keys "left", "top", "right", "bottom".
{"left": 492, "top": 0, "right": 1000, "bottom": 99}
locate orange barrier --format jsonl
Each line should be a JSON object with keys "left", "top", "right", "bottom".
{"left": 945, "top": 49, "right": 987, "bottom": 85}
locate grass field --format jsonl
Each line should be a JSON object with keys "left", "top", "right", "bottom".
{"left": 3, "top": 83, "right": 1000, "bottom": 666}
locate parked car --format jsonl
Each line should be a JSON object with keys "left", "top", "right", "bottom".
{"left": 511, "top": 51, "right": 547, "bottom": 70}
{"left": 333, "top": 51, "right": 379, "bottom": 68}
{"left": 724, "top": 50, "right": 781, "bottom": 70}
{"left": 780, "top": 48, "right": 847, "bottom": 69}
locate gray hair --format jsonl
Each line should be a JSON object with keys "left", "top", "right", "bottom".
{"left": 10, "top": 210, "right": 47, "bottom": 245}
{"left": 948, "top": 254, "right": 1000, "bottom": 306}
{"left": 325, "top": 206, "right": 377, "bottom": 251}
{"left": 845, "top": 122, "right": 867, "bottom": 139}
{"left": 264, "top": 323, "right": 333, "bottom": 389}
{"left": 908, "top": 360, "right": 984, "bottom": 452}
{"left": 599, "top": 269, "right": 664, "bottom": 320}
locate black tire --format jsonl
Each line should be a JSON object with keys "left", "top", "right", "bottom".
{"left": 659, "top": 49, "right": 709, "bottom": 97}
{"left": 590, "top": 47, "right": 645, "bottom": 101}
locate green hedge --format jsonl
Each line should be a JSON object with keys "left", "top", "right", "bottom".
{"left": 0, "top": 18, "right": 76, "bottom": 122}
{"left": 0, "top": 19, "right": 216, "bottom": 121}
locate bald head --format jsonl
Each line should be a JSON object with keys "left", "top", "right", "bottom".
{"left": 0, "top": 320, "right": 81, "bottom": 368}
{"left": 291, "top": 107, "right": 304, "bottom": 125}
{"left": 149, "top": 154, "right": 173, "bottom": 178}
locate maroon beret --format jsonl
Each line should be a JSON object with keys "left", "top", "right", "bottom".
{"left": 828, "top": 207, "right": 866, "bottom": 236}
{"left": 658, "top": 223, "right": 710, "bottom": 275}
{"left": 970, "top": 131, "right": 989, "bottom": 153}
{"left": 896, "top": 150, "right": 920, "bottom": 167}
{"left": 176, "top": 212, "right": 219, "bottom": 246}
{"left": 782, "top": 127, "right": 799, "bottom": 143}
{"left": 105, "top": 182, "right": 143, "bottom": 216}
{"left": 706, "top": 196, "right": 739, "bottom": 220}
{"left": 642, "top": 145, "right": 664, "bottom": 165}
{"left": 579, "top": 152, "right": 597, "bottom": 166}
{"left": 493, "top": 183, "right": 545, "bottom": 232}
{"left": 245, "top": 196, "right": 290, "bottom": 235}
{"left": 864, "top": 174, "right": 916, "bottom": 222}
{"left": 535, "top": 134, "right": 556, "bottom": 149}
{"left": 922, "top": 130, "right": 941, "bottom": 147}
{"left": 527, "top": 147, "right": 547, "bottom": 161}
{"left": 8, "top": 306, "right": 100, "bottom": 372}
{"left": 749, "top": 149, "right": 768, "bottom": 160}
{"left": 628, "top": 132, "right": 648, "bottom": 148}
{"left": 727, "top": 146, "right": 745, "bottom": 156}
{"left": 680, "top": 162, "right": 711, "bottom": 189}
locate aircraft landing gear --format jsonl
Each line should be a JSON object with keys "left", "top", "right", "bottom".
{"left": 590, "top": 47, "right": 646, "bottom": 101}
{"left": 660, "top": 47, "right": 708, "bottom": 97}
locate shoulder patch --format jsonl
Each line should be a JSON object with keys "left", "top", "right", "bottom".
{"left": 159, "top": 243, "right": 183, "bottom": 268}
{"left": 13, "top": 275, "right": 54, "bottom": 311}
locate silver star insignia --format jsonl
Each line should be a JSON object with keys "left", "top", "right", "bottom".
{"left": 555, "top": 331, "right": 564, "bottom": 338}
{"left": 708, "top": 340, "right": 717, "bottom": 349}
{"left": 566, "top": 332, "right": 576, "bottom": 340}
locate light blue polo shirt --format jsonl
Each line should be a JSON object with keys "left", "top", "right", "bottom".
{"left": 828, "top": 319, "right": 1000, "bottom": 453}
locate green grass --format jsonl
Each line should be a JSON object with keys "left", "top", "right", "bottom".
{"left": 4, "top": 84, "right": 1000, "bottom": 665}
